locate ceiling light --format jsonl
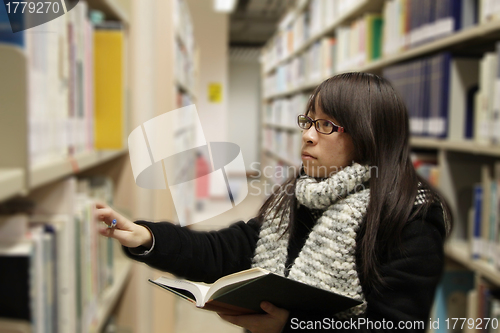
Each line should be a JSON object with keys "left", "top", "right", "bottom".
{"left": 214, "top": 0, "right": 238, "bottom": 13}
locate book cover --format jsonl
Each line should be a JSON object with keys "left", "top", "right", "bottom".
{"left": 93, "top": 26, "right": 124, "bottom": 149}
{"left": 472, "top": 183, "right": 483, "bottom": 260}
{"left": 433, "top": 269, "right": 474, "bottom": 333}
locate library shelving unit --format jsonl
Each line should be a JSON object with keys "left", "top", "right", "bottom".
{"left": 0, "top": 0, "right": 197, "bottom": 332}
{"left": 0, "top": 0, "right": 134, "bottom": 332}
{"left": 260, "top": 0, "right": 500, "bottom": 321}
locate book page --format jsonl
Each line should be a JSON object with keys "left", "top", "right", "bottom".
{"left": 154, "top": 277, "right": 210, "bottom": 307}
{"left": 206, "top": 268, "right": 269, "bottom": 302}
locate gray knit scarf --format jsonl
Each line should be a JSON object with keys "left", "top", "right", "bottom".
{"left": 252, "top": 162, "right": 372, "bottom": 317}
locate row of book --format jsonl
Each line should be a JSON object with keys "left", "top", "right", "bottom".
{"left": 0, "top": 176, "right": 117, "bottom": 333}
{"left": 264, "top": 94, "right": 309, "bottom": 129}
{"left": 470, "top": 163, "right": 500, "bottom": 269}
{"left": 383, "top": 0, "right": 478, "bottom": 57}
{"left": 263, "top": 0, "right": 363, "bottom": 71}
{"left": 263, "top": 128, "right": 302, "bottom": 169}
{"left": 430, "top": 269, "right": 500, "bottom": 333}
{"left": 383, "top": 53, "right": 452, "bottom": 138}
{"left": 173, "top": 0, "right": 194, "bottom": 58}
{"left": 383, "top": 48, "right": 500, "bottom": 143}
{"left": 263, "top": 37, "right": 336, "bottom": 97}
{"left": 263, "top": 11, "right": 383, "bottom": 97}
{"left": 175, "top": 35, "right": 196, "bottom": 93}
{"left": 482, "top": 0, "right": 500, "bottom": 23}
{"left": 173, "top": 0, "right": 196, "bottom": 96}
{"left": 336, "top": 13, "right": 383, "bottom": 72}
{"left": 173, "top": 93, "right": 197, "bottom": 225}
{"left": 0, "top": 1, "right": 125, "bottom": 167}
{"left": 262, "top": 0, "right": 499, "bottom": 75}
{"left": 475, "top": 47, "right": 500, "bottom": 145}
{"left": 383, "top": 49, "right": 500, "bottom": 144}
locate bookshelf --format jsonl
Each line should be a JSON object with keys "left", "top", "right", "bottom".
{"left": 263, "top": 0, "right": 385, "bottom": 74}
{"left": 0, "top": 0, "right": 198, "bottom": 332}
{"left": 261, "top": 0, "right": 500, "bottom": 171}
{"left": 261, "top": 0, "right": 500, "bottom": 325}
{"left": 445, "top": 241, "right": 500, "bottom": 287}
{"left": 0, "top": 169, "right": 25, "bottom": 202}
{"left": 263, "top": 19, "right": 500, "bottom": 100}
{"left": 30, "top": 149, "right": 128, "bottom": 189}
{"left": 86, "top": 0, "right": 131, "bottom": 24}
{"left": 92, "top": 259, "right": 132, "bottom": 333}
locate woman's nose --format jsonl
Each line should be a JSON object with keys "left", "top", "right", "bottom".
{"left": 302, "top": 126, "right": 317, "bottom": 144}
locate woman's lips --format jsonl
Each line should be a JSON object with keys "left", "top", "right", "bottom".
{"left": 301, "top": 152, "right": 316, "bottom": 160}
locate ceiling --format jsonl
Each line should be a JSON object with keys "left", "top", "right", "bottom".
{"left": 230, "top": 0, "right": 294, "bottom": 47}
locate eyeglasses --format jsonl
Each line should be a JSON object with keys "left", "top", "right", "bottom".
{"left": 297, "top": 114, "right": 345, "bottom": 134}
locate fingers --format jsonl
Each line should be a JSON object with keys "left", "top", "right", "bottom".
{"left": 98, "top": 226, "right": 135, "bottom": 247}
{"left": 217, "top": 311, "right": 288, "bottom": 333}
{"left": 261, "top": 302, "right": 290, "bottom": 321}
{"left": 95, "top": 201, "right": 108, "bottom": 209}
{"left": 96, "top": 207, "right": 115, "bottom": 226}
{"left": 94, "top": 204, "right": 130, "bottom": 230}
{"left": 217, "top": 313, "right": 247, "bottom": 328}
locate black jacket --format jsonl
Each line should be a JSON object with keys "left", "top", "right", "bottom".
{"left": 124, "top": 203, "right": 446, "bottom": 332}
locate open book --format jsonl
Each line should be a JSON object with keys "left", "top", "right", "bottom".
{"left": 149, "top": 267, "right": 362, "bottom": 316}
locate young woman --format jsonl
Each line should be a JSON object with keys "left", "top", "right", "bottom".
{"left": 97, "top": 72, "right": 452, "bottom": 332}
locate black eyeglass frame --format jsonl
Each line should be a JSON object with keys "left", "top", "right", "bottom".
{"left": 297, "top": 114, "right": 345, "bottom": 134}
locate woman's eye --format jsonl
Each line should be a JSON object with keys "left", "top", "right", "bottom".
{"left": 321, "top": 121, "right": 333, "bottom": 128}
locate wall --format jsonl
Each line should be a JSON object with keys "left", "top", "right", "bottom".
{"left": 185, "top": 0, "right": 229, "bottom": 143}
{"left": 228, "top": 59, "right": 261, "bottom": 173}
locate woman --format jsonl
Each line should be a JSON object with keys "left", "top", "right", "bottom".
{"left": 98, "top": 72, "right": 451, "bottom": 332}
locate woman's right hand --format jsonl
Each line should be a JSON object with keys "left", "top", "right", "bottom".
{"left": 95, "top": 202, "right": 153, "bottom": 249}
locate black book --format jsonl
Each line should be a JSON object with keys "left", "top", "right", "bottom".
{"left": 149, "top": 267, "right": 361, "bottom": 316}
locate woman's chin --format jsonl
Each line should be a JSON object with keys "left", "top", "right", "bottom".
{"left": 302, "top": 166, "right": 326, "bottom": 179}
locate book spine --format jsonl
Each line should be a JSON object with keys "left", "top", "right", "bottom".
{"left": 472, "top": 184, "right": 483, "bottom": 260}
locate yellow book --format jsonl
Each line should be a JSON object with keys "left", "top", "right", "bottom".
{"left": 93, "top": 28, "right": 124, "bottom": 149}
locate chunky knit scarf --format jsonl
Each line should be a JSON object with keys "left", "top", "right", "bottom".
{"left": 252, "top": 162, "right": 372, "bottom": 317}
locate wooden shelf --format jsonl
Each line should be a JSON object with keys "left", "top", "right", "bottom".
{"left": 445, "top": 241, "right": 500, "bottom": 286}
{"left": 30, "top": 149, "right": 128, "bottom": 189}
{"left": 0, "top": 168, "right": 24, "bottom": 202}
{"left": 264, "top": 0, "right": 385, "bottom": 74}
{"left": 91, "top": 259, "right": 132, "bottom": 333}
{"left": 410, "top": 137, "right": 500, "bottom": 156}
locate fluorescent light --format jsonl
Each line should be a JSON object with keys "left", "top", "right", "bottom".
{"left": 214, "top": 0, "right": 238, "bottom": 13}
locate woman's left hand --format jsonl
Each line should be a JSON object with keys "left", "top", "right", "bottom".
{"left": 218, "top": 301, "right": 289, "bottom": 333}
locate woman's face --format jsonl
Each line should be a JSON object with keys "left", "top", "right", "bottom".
{"left": 301, "top": 103, "right": 356, "bottom": 178}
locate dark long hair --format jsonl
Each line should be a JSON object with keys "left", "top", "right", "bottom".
{"left": 258, "top": 72, "right": 452, "bottom": 293}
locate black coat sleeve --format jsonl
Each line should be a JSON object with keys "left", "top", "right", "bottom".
{"left": 122, "top": 218, "right": 261, "bottom": 283}
{"left": 282, "top": 203, "right": 446, "bottom": 332}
